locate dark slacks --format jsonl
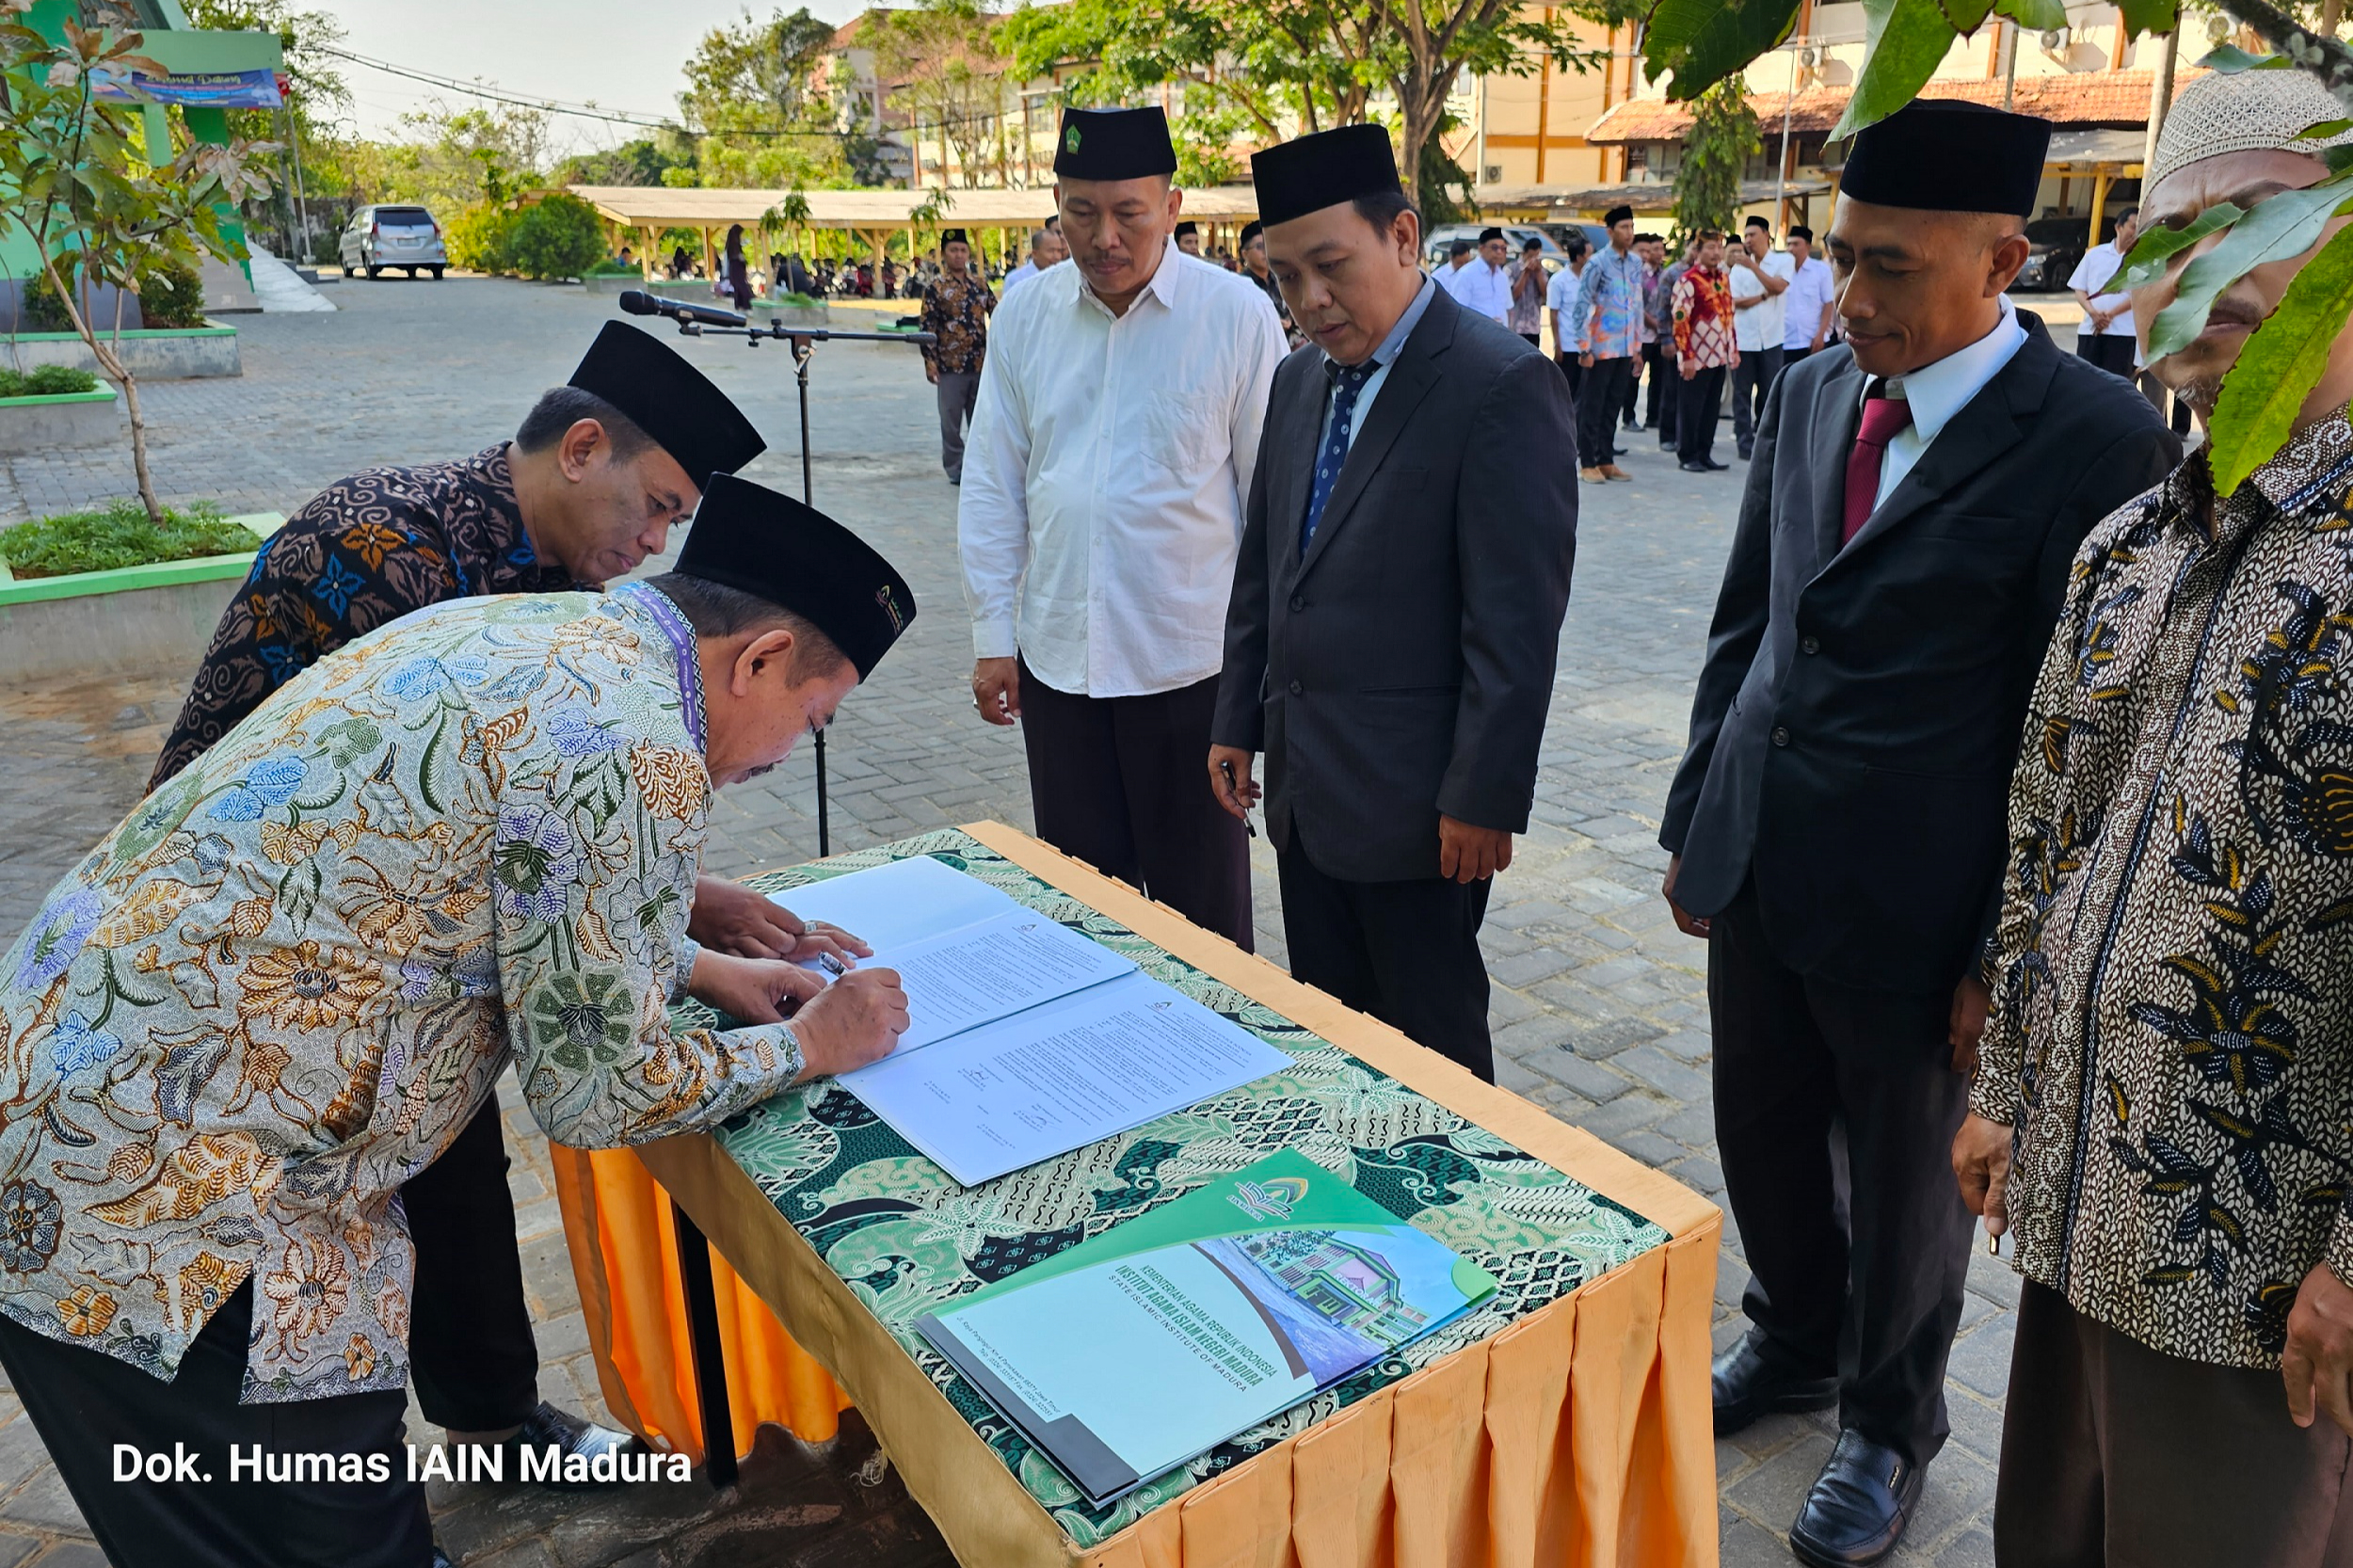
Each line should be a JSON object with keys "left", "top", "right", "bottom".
{"left": 2076, "top": 331, "right": 2137, "bottom": 380}
{"left": 1731, "top": 344, "right": 1784, "bottom": 453}
{"left": 1553, "top": 353, "right": 1586, "bottom": 459}
{"left": 1675, "top": 366, "right": 1726, "bottom": 465}
{"left": 403, "top": 1099, "right": 540, "bottom": 1433}
{"left": 0, "top": 1281, "right": 432, "bottom": 1568}
{"left": 1016, "top": 657, "right": 1253, "bottom": 950}
{"left": 1628, "top": 343, "right": 1657, "bottom": 426}
{"left": 1276, "top": 827, "right": 1493, "bottom": 1080}
{"left": 1575, "top": 357, "right": 1633, "bottom": 469}
{"left": 1652, "top": 345, "right": 1677, "bottom": 444}
{"left": 936, "top": 369, "right": 981, "bottom": 483}
{"left": 1708, "top": 881, "right": 1976, "bottom": 1468}
{"left": 1996, "top": 1279, "right": 2353, "bottom": 1566}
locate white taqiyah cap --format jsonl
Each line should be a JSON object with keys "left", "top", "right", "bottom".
{"left": 2147, "top": 66, "right": 2353, "bottom": 195}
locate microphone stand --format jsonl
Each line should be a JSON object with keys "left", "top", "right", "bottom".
{"left": 622, "top": 295, "right": 936, "bottom": 1494}
{"left": 621, "top": 294, "right": 936, "bottom": 858}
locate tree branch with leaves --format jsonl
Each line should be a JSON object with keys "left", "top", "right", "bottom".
{"left": 0, "top": 17, "right": 277, "bottom": 523}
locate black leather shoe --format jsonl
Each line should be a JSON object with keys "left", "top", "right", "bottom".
{"left": 509, "top": 1400, "right": 647, "bottom": 1490}
{"left": 1788, "top": 1430, "right": 1923, "bottom": 1568}
{"left": 1712, "top": 1332, "right": 1837, "bottom": 1435}
{"left": 1678, "top": 460, "right": 1714, "bottom": 472}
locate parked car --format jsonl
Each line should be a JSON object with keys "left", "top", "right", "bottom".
{"left": 1421, "top": 222, "right": 1566, "bottom": 269}
{"left": 2010, "top": 215, "right": 2116, "bottom": 294}
{"left": 340, "top": 205, "right": 447, "bottom": 280}
{"left": 1537, "top": 221, "right": 1613, "bottom": 257}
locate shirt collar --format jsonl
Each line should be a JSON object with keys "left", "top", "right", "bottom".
{"left": 1325, "top": 274, "right": 1437, "bottom": 376}
{"left": 1869, "top": 295, "right": 2026, "bottom": 448}
{"left": 1079, "top": 238, "right": 1183, "bottom": 319}
{"left": 611, "top": 583, "right": 707, "bottom": 756}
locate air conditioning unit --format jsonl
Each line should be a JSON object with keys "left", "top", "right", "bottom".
{"left": 1484, "top": 165, "right": 1503, "bottom": 184}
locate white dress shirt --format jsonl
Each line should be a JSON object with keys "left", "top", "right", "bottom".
{"left": 2067, "top": 241, "right": 2136, "bottom": 338}
{"left": 1000, "top": 259, "right": 1038, "bottom": 298}
{"left": 1443, "top": 257, "right": 1513, "bottom": 324}
{"left": 959, "top": 242, "right": 1287, "bottom": 697}
{"left": 1781, "top": 256, "right": 1835, "bottom": 352}
{"left": 1865, "top": 294, "right": 2028, "bottom": 510}
{"left": 1728, "top": 248, "right": 1796, "bottom": 352}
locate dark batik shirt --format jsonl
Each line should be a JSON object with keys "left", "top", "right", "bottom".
{"left": 150, "top": 444, "right": 580, "bottom": 788}
{"left": 919, "top": 270, "right": 993, "bottom": 376}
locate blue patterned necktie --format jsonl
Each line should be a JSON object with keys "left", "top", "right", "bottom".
{"left": 1302, "top": 358, "right": 1380, "bottom": 554}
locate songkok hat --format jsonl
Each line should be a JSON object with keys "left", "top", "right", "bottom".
{"left": 568, "top": 322, "right": 764, "bottom": 489}
{"left": 1478, "top": 226, "right": 1506, "bottom": 244}
{"left": 1604, "top": 203, "right": 1634, "bottom": 226}
{"left": 1240, "top": 219, "right": 1264, "bottom": 245}
{"left": 1840, "top": 100, "right": 2050, "bottom": 216}
{"left": 2147, "top": 64, "right": 2353, "bottom": 194}
{"left": 675, "top": 473, "right": 916, "bottom": 680}
{"left": 1250, "top": 123, "right": 1401, "bottom": 227}
{"left": 1174, "top": 220, "right": 1198, "bottom": 237}
{"left": 939, "top": 228, "right": 968, "bottom": 245}
{"left": 1745, "top": 214, "right": 1771, "bottom": 231}
{"left": 1053, "top": 106, "right": 1176, "bottom": 181}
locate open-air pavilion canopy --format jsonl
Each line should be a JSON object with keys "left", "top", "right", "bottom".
{"left": 570, "top": 184, "right": 1268, "bottom": 277}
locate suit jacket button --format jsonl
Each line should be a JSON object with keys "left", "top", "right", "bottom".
{"left": 1289, "top": 594, "right": 1306, "bottom": 612}
{"left": 1771, "top": 726, "right": 1791, "bottom": 747}
{"left": 1800, "top": 636, "right": 1820, "bottom": 655}
{"left": 1289, "top": 679, "right": 1304, "bottom": 696}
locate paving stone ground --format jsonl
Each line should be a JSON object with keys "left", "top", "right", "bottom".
{"left": 0, "top": 275, "right": 2030, "bottom": 1566}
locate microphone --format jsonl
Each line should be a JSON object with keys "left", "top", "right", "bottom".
{"left": 618, "top": 291, "right": 747, "bottom": 329}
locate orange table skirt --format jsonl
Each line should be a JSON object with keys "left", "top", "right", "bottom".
{"left": 551, "top": 1143, "right": 848, "bottom": 1464}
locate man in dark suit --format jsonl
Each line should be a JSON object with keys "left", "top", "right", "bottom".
{"left": 1209, "top": 124, "right": 1577, "bottom": 1082}
{"left": 1659, "top": 101, "right": 2180, "bottom": 1567}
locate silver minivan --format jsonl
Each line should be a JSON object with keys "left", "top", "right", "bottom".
{"left": 340, "top": 205, "right": 447, "bottom": 280}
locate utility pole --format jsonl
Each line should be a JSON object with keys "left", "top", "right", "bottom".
{"left": 2142, "top": 25, "right": 2179, "bottom": 176}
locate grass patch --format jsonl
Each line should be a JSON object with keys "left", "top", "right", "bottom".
{"left": 0, "top": 365, "right": 99, "bottom": 398}
{"left": 0, "top": 499, "right": 259, "bottom": 579}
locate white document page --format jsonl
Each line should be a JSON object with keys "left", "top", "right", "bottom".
{"left": 882, "top": 907, "right": 1137, "bottom": 1052}
{"left": 766, "top": 855, "right": 1022, "bottom": 952}
{"left": 840, "top": 971, "right": 1293, "bottom": 1187}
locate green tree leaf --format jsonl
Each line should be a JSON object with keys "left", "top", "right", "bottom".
{"left": 2205, "top": 221, "right": 2353, "bottom": 496}
{"left": 1833, "top": 0, "right": 1961, "bottom": 139}
{"left": 2198, "top": 43, "right": 2291, "bottom": 72}
{"left": 2114, "top": 0, "right": 2177, "bottom": 36}
{"left": 1993, "top": 0, "right": 2068, "bottom": 30}
{"left": 2149, "top": 182, "right": 2353, "bottom": 360}
{"left": 2118, "top": 201, "right": 2247, "bottom": 290}
{"left": 1642, "top": 0, "right": 1802, "bottom": 99}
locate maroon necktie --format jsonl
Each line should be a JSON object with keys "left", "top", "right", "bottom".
{"left": 1842, "top": 387, "right": 1913, "bottom": 545}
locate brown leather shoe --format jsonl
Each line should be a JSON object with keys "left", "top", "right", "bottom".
{"left": 1601, "top": 464, "right": 1632, "bottom": 481}
{"left": 1578, "top": 466, "right": 1607, "bottom": 484}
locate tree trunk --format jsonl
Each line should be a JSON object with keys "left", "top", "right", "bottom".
{"left": 44, "top": 254, "right": 163, "bottom": 524}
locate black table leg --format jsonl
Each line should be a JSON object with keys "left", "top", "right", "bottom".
{"left": 670, "top": 1197, "right": 739, "bottom": 1488}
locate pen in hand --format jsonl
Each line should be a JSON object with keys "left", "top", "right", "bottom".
{"left": 1220, "top": 760, "right": 1257, "bottom": 839}
{"left": 816, "top": 952, "right": 847, "bottom": 979}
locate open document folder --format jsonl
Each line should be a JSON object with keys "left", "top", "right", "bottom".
{"left": 775, "top": 856, "right": 1291, "bottom": 1185}
{"left": 918, "top": 1149, "right": 1500, "bottom": 1506}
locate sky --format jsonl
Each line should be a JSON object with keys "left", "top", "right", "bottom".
{"left": 318, "top": 0, "right": 866, "bottom": 154}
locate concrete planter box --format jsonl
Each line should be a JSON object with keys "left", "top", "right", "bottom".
{"left": 0, "top": 389, "right": 120, "bottom": 456}
{"left": 4, "top": 328, "right": 240, "bottom": 381}
{"left": 0, "top": 512, "right": 284, "bottom": 687}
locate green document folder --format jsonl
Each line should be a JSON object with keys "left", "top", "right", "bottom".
{"left": 917, "top": 1149, "right": 1501, "bottom": 1506}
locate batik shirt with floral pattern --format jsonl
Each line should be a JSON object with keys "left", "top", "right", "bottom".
{"left": 1670, "top": 265, "right": 1737, "bottom": 370}
{"left": 150, "top": 445, "right": 584, "bottom": 790}
{"left": 919, "top": 269, "right": 994, "bottom": 376}
{"left": 1978, "top": 411, "right": 2353, "bottom": 1368}
{"left": 0, "top": 587, "right": 800, "bottom": 1401}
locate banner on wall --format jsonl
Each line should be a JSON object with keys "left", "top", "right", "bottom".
{"left": 89, "top": 66, "right": 283, "bottom": 110}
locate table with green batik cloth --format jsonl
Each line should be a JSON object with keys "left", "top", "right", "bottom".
{"left": 605, "top": 823, "right": 1721, "bottom": 1568}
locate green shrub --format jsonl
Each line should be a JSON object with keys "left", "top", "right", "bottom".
{"left": 136, "top": 257, "right": 208, "bottom": 328}
{"left": 506, "top": 194, "right": 607, "bottom": 281}
{"left": 444, "top": 202, "right": 518, "bottom": 274}
{"left": 586, "top": 257, "right": 639, "bottom": 276}
{"left": 0, "top": 499, "right": 258, "bottom": 579}
{"left": 0, "top": 365, "right": 101, "bottom": 397}
{"left": 18, "top": 270, "right": 72, "bottom": 332}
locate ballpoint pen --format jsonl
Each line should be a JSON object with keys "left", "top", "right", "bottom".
{"left": 1220, "top": 760, "right": 1257, "bottom": 839}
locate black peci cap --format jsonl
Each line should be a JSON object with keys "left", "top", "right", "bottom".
{"left": 1250, "top": 124, "right": 1401, "bottom": 228}
{"left": 939, "top": 228, "right": 968, "bottom": 246}
{"left": 1604, "top": 203, "right": 1634, "bottom": 226}
{"left": 1240, "top": 219, "right": 1264, "bottom": 245}
{"left": 1840, "top": 100, "right": 2051, "bottom": 217}
{"left": 568, "top": 322, "right": 765, "bottom": 489}
{"left": 1174, "top": 220, "right": 1197, "bottom": 237}
{"left": 674, "top": 473, "right": 916, "bottom": 680}
{"left": 1053, "top": 106, "right": 1177, "bottom": 181}
{"left": 1478, "top": 226, "right": 1505, "bottom": 244}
